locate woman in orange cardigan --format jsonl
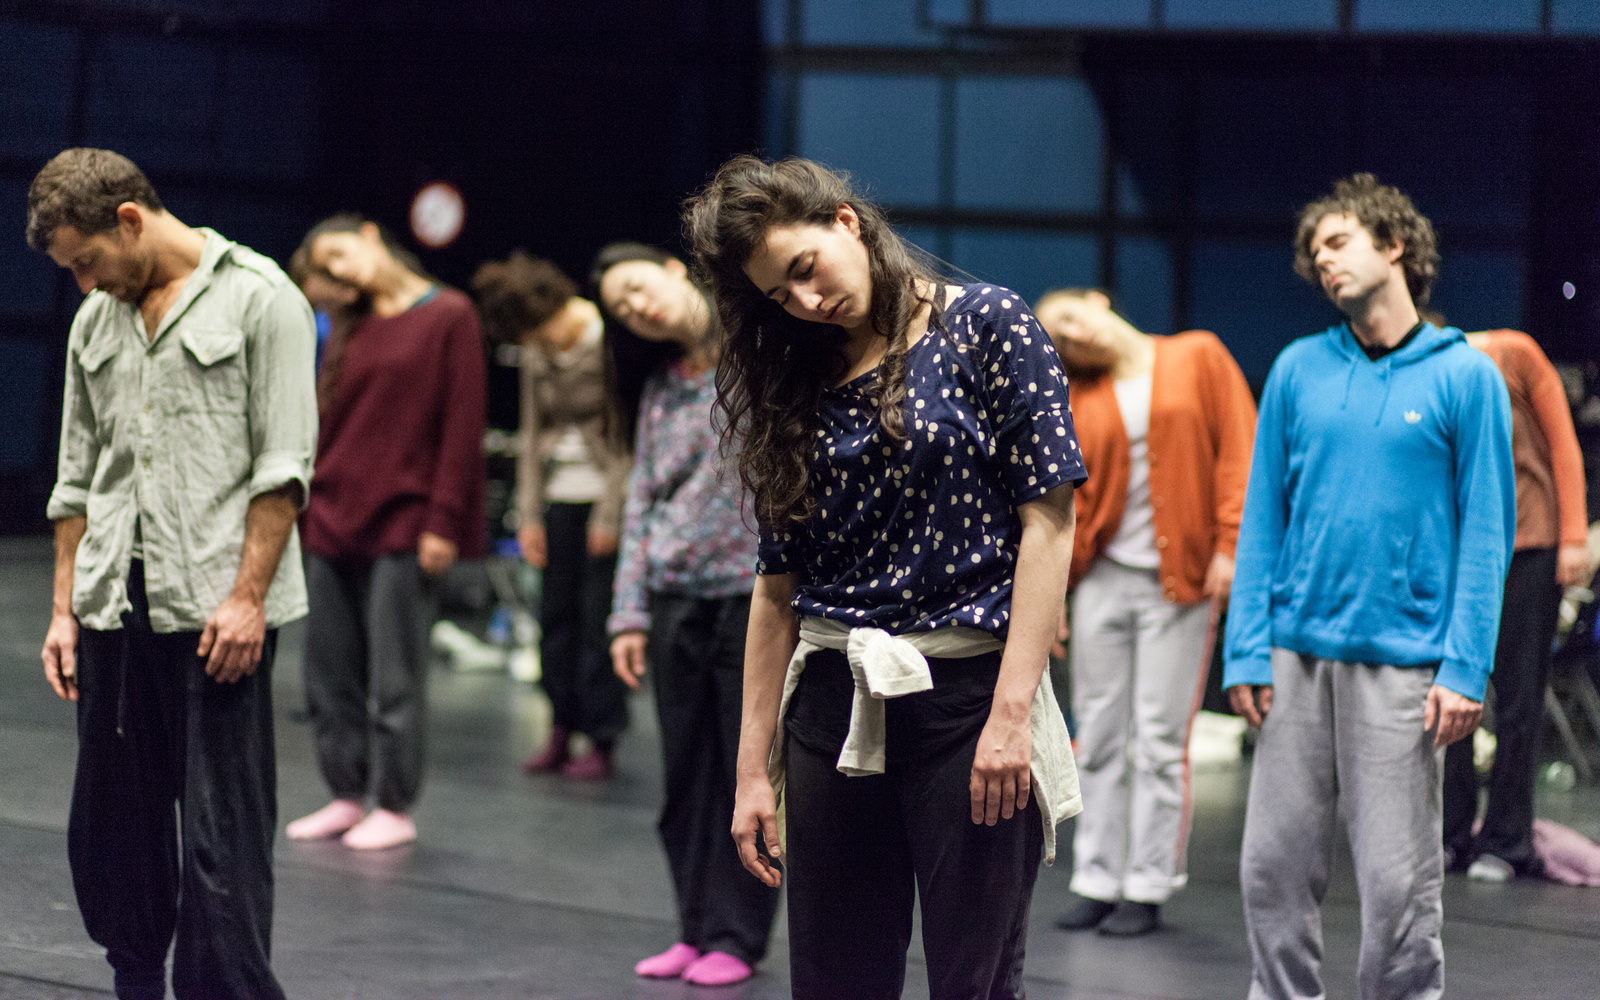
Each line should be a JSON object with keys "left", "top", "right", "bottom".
{"left": 1036, "top": 289, "right": 1256, "bottom": 936}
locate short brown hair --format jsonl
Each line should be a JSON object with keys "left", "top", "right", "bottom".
{"left": 26, "top": 148, "right": 165, "bottom": 251}
{"left": 469, "top": 251, "right": 578, "bottom": 346}
{"left": 1294, "top": 173, "right": 1439, "bottom": 306}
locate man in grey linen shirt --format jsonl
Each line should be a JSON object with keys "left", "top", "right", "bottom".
{"left": 29, "top": 148, "right": 315, "bottom": 1000}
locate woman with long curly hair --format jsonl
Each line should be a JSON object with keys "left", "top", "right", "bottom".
{"left": 684, "top": 156, "right": 1086, "bottom": 999}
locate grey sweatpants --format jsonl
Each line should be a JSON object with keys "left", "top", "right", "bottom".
{"left": 1242, "top": 648, "right": 1443, "bottom": 1000}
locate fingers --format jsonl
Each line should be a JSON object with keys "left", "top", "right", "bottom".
{"left": 761, "top": 808, "right": 783, "bottom": 863}
{"left": 198, "top": 621, "right": 216, "bottom": 658}
{"left": 969, "top": 770, "right": 986, "bottom": 824}
{"left": 43, "top": 645, "right": 68, "bottom": 700}
{"left": 1015, "top": 769, "right": 1031, "bottom": 814}
{"left": 733, "top": 816, "right": 782, "bottom": 887}
{"left": 1259, "top": 687, "right": 1273, "bottom": 715}
{"left": 999, "top": 774, "right": 1017, "bottom": 821}
{"left": 1230, "top": 686, "right": 1262, "bottom": 727}
{"left": 612, "top": 650, "right": 637, "bottom": 688}
{"left": 984, "top": 771, "right": 1003, "bottom": 826}
{"left": 1423, "top": 687, "right": 1438, "bottom": 736}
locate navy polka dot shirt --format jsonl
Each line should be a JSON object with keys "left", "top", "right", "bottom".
{"left": 757, "top": 284, "right": 1087, "bottom": 640}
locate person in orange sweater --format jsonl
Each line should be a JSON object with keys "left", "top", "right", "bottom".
{"left": 1441, "top": 324, "right": 1592, "bottom": 880}
{"left": 1036, "top": 288, "right": 1256, "bottom": 936}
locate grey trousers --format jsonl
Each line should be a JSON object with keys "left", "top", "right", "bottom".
{"left": 1242, "top": 648, "right": 1444, "bottom": 1000}
{"left": 303, "top": 553, "right": 438, "bottom": 813}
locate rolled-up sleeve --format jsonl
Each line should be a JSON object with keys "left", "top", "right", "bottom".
{"left": 47, "top": 314, "right": 99, "bottom": 521}
{"left": 246, "top": 281, "right": 318, "bottom": 509}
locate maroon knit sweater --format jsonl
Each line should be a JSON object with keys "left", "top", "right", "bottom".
{"left": 301, "top": 287, "right": 488, "bottom": 561}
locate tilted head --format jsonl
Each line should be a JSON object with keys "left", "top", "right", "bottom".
{"left": 1033, "top": 288, "right": 1125, "bottom": 375}
{"left": 469, "top": 251, "right": 578, "bottom": 347}
{"left": 592, "top": 241, "right": 702, "bottom": 344}
{"left": 27, "top": 148, "right": 167, "bottom": 304}
{"left": 302, "top": 214, "right": 421, "bottom": 299}
{"left": 1295, "top": 173, "right": 1438, "bottom": 311}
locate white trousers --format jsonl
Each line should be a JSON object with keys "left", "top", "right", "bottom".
{"left": 1069, "top": 558, "right": 1213, "bottom": 904}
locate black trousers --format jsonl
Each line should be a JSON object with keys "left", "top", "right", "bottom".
{"left": 303, "top": 553, "right": 437, "bottom": 812}
{"left": 648, "top": 593, "right": 779, "bottom": 964}
{"left": 70, "top": 561, "right": 285, "bottom": 1000}
{"left": 1444, "top": 546, "right": 1562, "bottom": 869}
{"left": 784, "top": 649, "right": 1043, "bottom": 1000}
{"left": 540, "top": 501, "right": 627, "bottom": 744}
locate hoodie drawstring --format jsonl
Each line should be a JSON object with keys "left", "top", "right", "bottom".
{"left": 1341, "top": 363, "right": 1356, "bottom": 410}
{"left": 1375, "top": 363, "right": 1392, "bottom": 426}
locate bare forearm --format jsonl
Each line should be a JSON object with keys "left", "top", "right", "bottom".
{"left": 737, "top": 575, "right": 798, "bottom": 781}
{"left": 996, "top": 487, "right": 1077, "bottom": 714}
{"left": 232, "top": 486, "right": 299, "bottom": 604}
{"left": 52, "top": 517, "right": 86, "bottom": 618}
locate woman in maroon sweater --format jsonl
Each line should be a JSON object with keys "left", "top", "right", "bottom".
{"left": 284, "top": 215, "right": 487, "bottom": 850}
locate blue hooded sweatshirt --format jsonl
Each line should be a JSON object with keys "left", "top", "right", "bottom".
{"left": 1223, "top": 322, "right": 1514, "bottom": 701}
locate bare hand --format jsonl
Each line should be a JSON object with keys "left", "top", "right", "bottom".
{"left": 42, "top": 612, "right": 79, "bottom": 701}
{"left": 518, "top": 524, "right": 548, "bottom": 568}
{"left": 610, "top": 631, "right": 647, "bottom": 689}
{"left": 1424, "top": 685, "right": 1482, "bottom": 748}
{"left": 1050, "top": 605, "right": 1071, "bottom": 660}
{"left": 731, "top": 774, "right": 783, "bottom": 887}
{"left": 198, "top": 594, "right": 266, "bottom": 683}
{"left": 418, "top": 531, "right": 458, "bottom": 577}
{"left": 970, "top": 704, "right": 1032, "bottom": 825}
{"left": 1557, "top": 542, "right": 1594, "bottom": 588}
{"left": 1229, "top": 683, "right": 1273, "bottom": 727}
{"left": 587, "top": 528, "right": 619, "bottom": 559}
{"left": 1204, "top": 552, "right": 1236, "bottom": 609}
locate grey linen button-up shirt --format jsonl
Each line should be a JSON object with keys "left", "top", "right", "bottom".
{"left": 46, "top": 229, "right": 317, "bottom": 632}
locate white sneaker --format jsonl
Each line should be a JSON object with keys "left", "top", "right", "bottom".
{"left": 1467, "top": 854, "right": 1514, "bottom": 883}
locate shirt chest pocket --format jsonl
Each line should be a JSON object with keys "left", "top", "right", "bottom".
{"left": 178, "top": 327, "right": 248, "bottom": 413}
{"left": 77, "top": 333, "right": 122, "bottom": 422}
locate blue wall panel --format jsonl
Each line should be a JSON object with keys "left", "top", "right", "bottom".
{"left": 1115, "top": 237, "right": 1175, "bottom": 337}
{"left": 0, "top": 24, "right": 78, "bottom": 161}
{"left": 798, "top": 73, "right": 942, "bottom": 206}
{"left": 1357, "top": 0, "right": 1541, "bottom": 34}
{"left": 1194, "top": 75, "right": 1353, "bottom": 221}
{"left": 1191, "top": 237, "right": 1340, "bottom": 383}
{"left": 1553, "top": 0, "right": 1600, "bottom": 33}
{"left": 949, "top": 230, "right": 1098, "bottom": 308}
{"left": 802, "top": 0, "right": 943, "bottom": 46}
{"left": 1165, "top": 0, "right": 1338, "bottom": 30}
{"left": 1429, "top": 249, "right": 1525, "bottom": 333}
{"left": 0, "top": 338, "right": 46, "bottom": 470}
{"left": 84, "top": 35, "right": 220, "bottom": 175}
{"left": 766, "top": 0, "right": 791, "bottom": 44}
{"left": 218, "top": 50, "right": 316, "bottom": 181}
{"left": 954, "top": 77, "right": 1103, "bottom": 214}
{"left": 986, "top": 0, "right": 1152, "bottom": 29}
{"left": 0, "top": 180, "right": 57, "bottom": 317}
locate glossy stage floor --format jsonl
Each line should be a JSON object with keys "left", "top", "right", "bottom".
{"left": 2, "top": 537, "right": 1598, "bottom": 999}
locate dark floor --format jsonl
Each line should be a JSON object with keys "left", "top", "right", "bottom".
{"left": 3, "top": 537, "right": 1599, "bottom": 999}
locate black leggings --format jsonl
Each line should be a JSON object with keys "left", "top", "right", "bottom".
{"left": 783, "top": 648, "right": 1043, "bottom": 1000}
{"left": 539, "top": 501, "right": 627, "bottom": 743}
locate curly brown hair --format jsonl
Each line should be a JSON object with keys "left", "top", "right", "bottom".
{"left": 469, "top": 251, "right": 579, "bottom": 347}
{"left": 682, "top": 155, "right": 941, "bottom": 529}
{"left": 1294, "top": 173, "right": 1440, "bottom": 306}
{"left": 27, "top": 148, "right": 165, "bottom": 252}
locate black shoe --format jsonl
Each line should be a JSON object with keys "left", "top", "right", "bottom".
{"left": 1055, "top": 893, "right": 1116, "bottom": 930}
{"left": 1098, "top": 900, "right": 1160, "bottom": 937}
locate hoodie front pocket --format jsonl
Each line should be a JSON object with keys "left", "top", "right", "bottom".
{"left": 1391, "top": 533, "right": 1443, "bottom": 616}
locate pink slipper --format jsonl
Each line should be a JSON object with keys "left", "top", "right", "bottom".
{"left": 340, "top": 808, "right": 416, "bottom": 850}
{"left": 285, "top": 799, "right": 365, "bottom": 840}
{"left": 634, "top": 943, "right": 700, "bottom": 978}
{"left": 561, "top": 747, "right": 615, "bottom": 782}
{"left": 682, "top": 951, "right": 753, "bottom": 986}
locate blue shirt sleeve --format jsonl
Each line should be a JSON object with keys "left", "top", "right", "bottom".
{"left": 1435, "top": 356, "right": 1515, "bottom": 700}
{"left": 969, "top": 293, "right": 1086, "bottom": 504}
{"left": 1223, "top": 352, "right": 1294, "bottom": 689}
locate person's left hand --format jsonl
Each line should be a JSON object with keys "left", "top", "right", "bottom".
{"left": 587, "top": 528, "right": 619, "bottom": 559}
{"left": 1050, "top": 605, "right": 1071, "bottom": 660}
{"left": 1557, "top": 542, "right": 1594, "bottom": 588}
{"left": 1204, "top": 552, "right": 1236, "bottom": 609}
{"left": 418, "top": 531, "right": 458, "bottom": 577}
{"left": 1424, "top": 685, "right": 1483, "bottom": 748}
{"left": 970, "top": 704, "right": 1032, "bottom": 826}
{"left": 199, "top": 594, "right": 266, "bottom": 683}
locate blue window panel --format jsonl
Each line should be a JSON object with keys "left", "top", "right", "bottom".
{"left": 766, "top": 0, "right": 792, "bottom": 44}
{"left": 1165, "top": 0, "right": 1337, "bottom": 30}
{"left": 1117, "top": 165, "right": 1147, "bottom": 218}
{"left": 765, "top": 70, "right": 794, "bottom": 158}
{"left": 1429, "top": 250, "right": 1524, "bottom": 333}
{"left": 798, "top": 73, "right": 942, "bottom": 207}
{"left": 1356, "top": 0, "right": 1541, "bottom": 34}
{"left": 1194, "top": 75, "right": 1353, "bottom": 221}
{"left": 1360, "top": 77, "right": 1532, "bottom": 229}
{"left": 0, "top": 24, "right": 77, "bottom": 160}
{"left": 218, "top": 49, "right": 316, "bottom": 181}
{"left": 987, "top": 0, "right": 1152, "bottom": 29}
{"left": 0, "top": 182, "right": 56, "bottom": 316}
{"left": 203, "top": 195, "right": 314, "bottom": 265}
{"left": 1115, "top": 237, "right": 1174, "bottom": 337}
{"left": 1191, "top": 238, "right": 1341, "bottom": 384}
{"left": 928, "top": 0, "right": 971, "bottom": 25}
{"left": 949, "top": 230, "right": 1098, "bottom": 308}
{"left": 802, "top": 0, "right": 944, "bottom": 46}
{"left": 896, "top": 224, "right": 944, "bottom": 256}
{"left": 954, "top": 77, "right": 1103, "bottom": 214}
{"left": 84, "top": 35, "right": 220, "bottom": 176}
{"left": 1554, "top": 0, "right": 1600, "bottom": 33}
{"left": 0, "top": 338, "right": 46, "bottom": 470}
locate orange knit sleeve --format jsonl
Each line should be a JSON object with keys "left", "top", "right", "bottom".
{"left": 1514, "top": 334, "right": 1589, "bottom": 545}
{"left": 1200, "top": 333, "right": 1257, "bottom": 558}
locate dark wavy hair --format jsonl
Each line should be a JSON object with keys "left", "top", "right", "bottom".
{"left": 470, "top": 251, "right": 579, "bottom": 347}
{"left": 27, "top": 148, "right": 165, "bottom": 251}
{"left": 1295, "top": 172, "right": 1440, "bottom": 306}
{"left": 588, "top": 242, "right": 696, "bottom": 445}
{"left": 682, "top": 156, "right": 941, "bottom": 528}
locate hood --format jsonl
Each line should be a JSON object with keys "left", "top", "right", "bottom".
{"left": 1329, "top": 320, "right": 1464, "bottom": 367}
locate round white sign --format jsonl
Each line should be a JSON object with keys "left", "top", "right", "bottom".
{"left": 410, "top": 181, "right": 465, "bottom": 249}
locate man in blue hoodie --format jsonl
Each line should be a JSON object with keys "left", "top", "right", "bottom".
{"left": 1224, "top": 173, "right": 1514, "bottom": 1000}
